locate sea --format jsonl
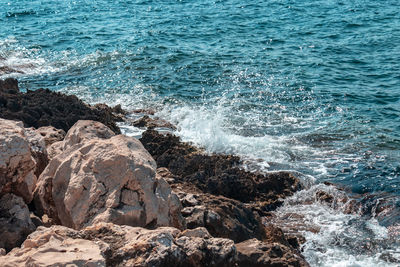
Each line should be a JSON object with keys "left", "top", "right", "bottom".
{"left": 1, "top": 0, "right": 399, "bottom": 265}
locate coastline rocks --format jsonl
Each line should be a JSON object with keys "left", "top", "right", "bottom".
{"left": 0, "top": 194, "right": 36, "bottom": 252}
{"left": 0, "top": 222, "right": 308, "bottom": 267}
{"left": 0, "top": 118, "right": 36, "bottom": 203}
{"left": 176, "top": 189, "right": 267, "bottom": 243}
{"left": 130, "top": 115, "right": 177, "bottom": 130}
{"left": 140, "top": 130, "right": 302, "bottom": 209}
{"left": 0, "top": 78, "right": 122, "bottom": 134}
{"left": 34, "top": 121, "right": 184, "bottom": 230}
{"left": 236, "top": 239, "right": 309, "bottom": 267}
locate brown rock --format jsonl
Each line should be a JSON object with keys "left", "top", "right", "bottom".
{"left": 34, "top": 121, "right": 184, "bottom": 230}
{"left": 35, "top": 126, "right": 66, "bottom": 147}
{"left": 62, "top": 120, "right": 115, "bottom": 150}
{"left": 0, "top": 225, "right": 107, "bottom": 266}
{"left": 236, "top": 239, "right": 309, "bottom": 267}
{"left": 0, "top": 194, "right": 36, "bottom": 252}
{"left": 131, "top": 115, "right": 177, "bottom": 130}
{"left": 24, "top": 127, "right": 49, "bottom": 177}
{"left": 0, "top": 118, "right": 36, "bottom": 203}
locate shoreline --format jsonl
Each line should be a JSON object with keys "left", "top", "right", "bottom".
{"left": 0, "top": 78, "right": 310, "bottom": 266}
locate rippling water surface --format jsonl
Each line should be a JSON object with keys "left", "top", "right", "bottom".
{"left": 1, "top": 0, "right": 400, "bottom": 265}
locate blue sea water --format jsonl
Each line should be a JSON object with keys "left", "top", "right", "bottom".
{"left": 1, "top": 0, "right": 400, "bottom": 265}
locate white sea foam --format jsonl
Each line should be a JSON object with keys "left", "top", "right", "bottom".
{"left": 0, "top": 37, "right": 59, "bottom": 78}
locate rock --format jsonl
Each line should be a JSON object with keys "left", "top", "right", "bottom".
{"left": 178, "top": 227, "right": 212, "bottom": 239}
{"left": 0, "top": 78, "right": 19, "bottom": 94}
{"left": 0, "top": 223, "right": 240, "bottom": 267}
{"left": 0, "top": 249, "right": 5, "bottom": 256}
{"left": 35, "top": 126, "right": 66, "bottom": 147}
{"left": 47, "top": 140, "right": 63, "bottom": 159}
{"left": 0, "top": 194, "right": 36, "bottom": 252}
{"left": 34, "top": 122, "right": 184, "bottom": 230}
{"left": 236, "top": 239, "right": 309, "bottom": 267}
{"left": 24, "top": 127, "right": 49, "bottom": 177}
{"left": 140, "top": 130, "right": 302, "bottom": 209}
{"left": 176, "top": 188, "right": 267, "bottom": 243}
{"left": 0, "top": 225, "right": 107, "bottom": 266}
{"left": 0, "top": 118, "right": 36, "bottom": 203}
{"left": 131, "top": 115, "right": 177, "bottom": 130}
{"left": 0, "top": 78, "right": 122, "bottom": 134}
{"left": 0, "top": 222, "right": 309, "bottom": 267}
{"left": 62, "top": 120, "right": 115, "bottom": 150}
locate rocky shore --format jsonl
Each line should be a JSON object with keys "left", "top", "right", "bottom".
{"left": 0, "top": 78, "right": 309, "bottom": 266}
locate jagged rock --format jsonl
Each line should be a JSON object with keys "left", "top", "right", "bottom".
{"left": 0, "top": 223, "right": 308, "bottom": 267}
{"left": 47, "top": 140, "right": 63, "bottom": 159}
{"left": 0, "top": 78, "right": 122, "bottom": 134}
{"left": 0, "top": 118, "right": 36, "bottom": 203}
{"left": 34, "top": 121, "right": 184, "bottom": 230}
{"left": 176, "top": 188, "right": 267, "bottom": 243}
{"left": 131, "top": 115, "right": 177, "bottom": 130}
{"left": 0, "top": 225, "right": 107, "bottom": 266}
{"left": 24, "top": 127, "right": 49, "bottom": 177}
{"left": 62, "top": 120, "right": 115, "bottom": 150}
{"left": 0, "top": 194, "right": 36, "bottom": 252}
{"left": 35, "top": 126, "right": 66, "bottom": 147}
{"left": 140, "top": 130, "right": 302, "bottom": 209}
{"left": 236, "top": 239, "right": 309, "bottom": 267}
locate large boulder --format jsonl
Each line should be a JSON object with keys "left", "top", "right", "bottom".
{"left": 0, "top": 194, "right": 36, "bottom": 252}
{"left": 0, "top": 118, "right": 36, "bottom": 203}
{"left": 34, "top": 121, "right": 184, "bottom": 230}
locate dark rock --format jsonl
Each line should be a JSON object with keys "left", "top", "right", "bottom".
{"left": 141, "top": 130, "right": 302, "bottom": 208}
{"left": 0, "top": 78, "right": 123, "bottom": 134}
{"left": 236, "top": 239, "right": 309, "bottom": 267}
{"left": 131, "top": 115, "right": 177, "bottom": 130}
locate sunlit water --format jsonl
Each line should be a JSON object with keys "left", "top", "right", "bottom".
{"left": 1, "top": 0, "right": 400, "bottom": 265}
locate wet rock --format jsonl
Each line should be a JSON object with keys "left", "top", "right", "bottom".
{"left": 34, "top": 126, "right": 66, "bottom": 147}
{"left": 0, "top": 194, "right": 36, "bottom": 252}
{"left": 0, "top": 118, "right": 36, "bottom": 203}
{"left": 34, "top": 121, "right": 184, "bottom": 230}
{"left": 0, "top": 78, "right": 122, "bottom": 134}
{"left": 131, "top": 115, "right": 177, "bottom": 130}
{"left": 236, "top": 239, "right": 309, "bottom": 267}
{"left": 140, "top": 130, "right": 302, "bottom": 208}
{"left": 176, "top": 188, "right": 267, "bottom": 243}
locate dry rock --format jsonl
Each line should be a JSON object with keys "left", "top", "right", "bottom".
{"left": 0, "top": 225, "right": 107, "bottom": 266}
{"left": 34, "top": 121, "right": 184, "bottom": 230}
{"left": 35, "top": 126, "right": 66, "bottom": 147}
{"left": 0, "top": 118, "right": 36, "bottom": 203}
{"left": 0, "top": 194, "right": 36, "bottom": 252}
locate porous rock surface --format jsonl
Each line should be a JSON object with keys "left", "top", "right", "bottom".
{"left": 0, "top": 194, "right": 36, "bottom": 252}
{"left": 0, "top": 222, "right": 309, "bottom": 267}
{"left": 34, "top": 120, "right": 184, "bottom": 230}
{"left": 0, "top": 78, "right": 122, "bottom": 133}
{"left": 140, "top": 130, "right": 302, "bottom": 210}
{"left": 0, "top": 118, "right": 36, "bottom": 203}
